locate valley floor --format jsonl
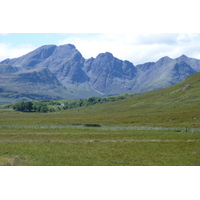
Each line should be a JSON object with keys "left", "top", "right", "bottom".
{"left": 0, "top": 124, "right": 199, "bottom": 166}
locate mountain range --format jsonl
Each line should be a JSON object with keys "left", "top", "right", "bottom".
{"left": 0, "top": 44, "right": 200, "bottom": 104}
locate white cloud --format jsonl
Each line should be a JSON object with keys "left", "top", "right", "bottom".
{"left": 2, "top": 33, "right": 200, "bottom": 66}
{"left": 0, "top": 43, "right": 36, "bottom": 61}
{"left": 58, "top": 33, "right": 200, "bottom": 65}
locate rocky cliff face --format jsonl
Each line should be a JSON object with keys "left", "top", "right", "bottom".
{"left": 0, "top": 64, "right": 18, "bottom": 75}
{"left": 134, "top": 56, "right": 197, "bottom": 92}
{"left": 83, "top": 52, "right": 137, "bottom": 93}
{"left": 0, "top": 44, "right": 199, "bottom": 103}
{"left": 175, "top": 54, "right": 200, "bottom": 72}
{"left": 13, "top": 67, "right": 62, "bottom": 85}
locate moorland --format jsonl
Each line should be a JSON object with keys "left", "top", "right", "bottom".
{"left": 0, "top": 72, "right": 200, "bottom": 166}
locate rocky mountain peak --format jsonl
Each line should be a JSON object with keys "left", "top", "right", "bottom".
{"left": 156, "top": 56, "right": 172, "bottom": 65}
{"left": 96, "top": 52, "right": 114, "bottom": 59}
{"left": 179, "top": 54, "right": 188, "bottom": 59}
{"left": 50, "top": 44, "right": 79, "bottom": 61}
{"left": 175, "top": 54, "right": 200, "bottom": 72}
{"left": 0, "top": 45, "right": 57, "bottom": 70}
{"left": 0, "top": 44, "right": 200, "bottom": 103}
{"left": 175, "top": 54, "right": 189, "bottom": 63}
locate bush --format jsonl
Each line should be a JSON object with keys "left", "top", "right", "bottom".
{"left": 84, "top": 124, "right": 101, "bottom": 127}
{"left": 13, "top": 101, "right": 49, "bottom": 113}
{"left": 49, "top": 108, "right": 56, "bottom": 112}
{"left": 40, "top": 106, "right": 48, "bottom": 113}
{"left": 13, "top": 101, "right": 33, "bottom": 112}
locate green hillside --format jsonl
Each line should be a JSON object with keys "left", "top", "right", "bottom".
{"left": 60, "top": 72, "right": 200, "bottom": 127}
{"left": 0, "top": 73, "right": 200, "bottom": 166}
{"left": 1, "top": 72, "right": 200, "bottom": 128}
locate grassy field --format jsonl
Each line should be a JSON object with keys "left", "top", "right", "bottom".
{"left": 0, "top": 72, "right": 200, "bottom": 166}
{"left": 0, "top": 124, "right": 199, "bottom": 166}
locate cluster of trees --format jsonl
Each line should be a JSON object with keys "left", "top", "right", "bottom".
{"left": 13, "top": 101, "right": 50, "bottom": 113}
{"left": 12, "top": 93, "right": 134, "bottom": 113}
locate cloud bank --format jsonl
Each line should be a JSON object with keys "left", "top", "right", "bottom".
{"left": 58, "top": 33, "right": 200, "bottom": 65}
{"left": 1, "top": 33, "right": 200, "bottom": 65}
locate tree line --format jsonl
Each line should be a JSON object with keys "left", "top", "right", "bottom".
{"left": 12, "top": 93, "right": 135, "bottom": 113}
{"left": 61, "top": 94, "right": 134, "bottom": 109}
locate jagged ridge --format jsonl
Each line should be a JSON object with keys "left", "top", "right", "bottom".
{"left": 0, "top": 44, "right": 200, "bottom": 104}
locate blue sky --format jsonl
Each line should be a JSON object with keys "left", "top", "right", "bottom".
{"left": 0, "top": 33, "right": 82, "bottom": 47}
{"left": 1, "top": 33, "right": 200, "bottom": 65}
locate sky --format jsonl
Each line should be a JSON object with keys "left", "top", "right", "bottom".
{"left": 1, "top": 33, "right": 200, "bottom": 65}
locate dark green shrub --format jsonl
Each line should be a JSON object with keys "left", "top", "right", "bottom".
{"left": 84, "top": 124, "right": 101, "bottom": 127}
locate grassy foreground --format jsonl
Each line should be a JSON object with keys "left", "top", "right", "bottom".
{"left": 0, "top": 72, "right": 200, "bottom": 166}
{"left": 0, "top": 124, "right": 199, "bottom": 166}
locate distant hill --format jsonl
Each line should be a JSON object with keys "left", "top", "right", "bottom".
{"left": 0, "top": 44, "right": 200, "bottom": 104}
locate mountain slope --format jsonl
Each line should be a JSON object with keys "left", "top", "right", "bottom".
{"left": 35, "top": 44, "right": 89, "bottom": 85}
{"left": 0, "top": 43, "right": 200, "bottom": 104}
{"left": 0, "top": 67, "right": 76, "bottom": 104}
{"left": 62, "top": 72, "right": 200, "bottom": 127}
{"left": 1, "top": 45, "right": 57, "bottom": 70}
{"left": 83, "top": 52, "right": 137, "bottom": 94}
{"left": 134, "top": 56, "right": 197, "bottom": 92}
{"left": 175, "top": 54, "right": 200, "bottom": 72}
{"left": 0, "top": 64, "right": 18, "bottom": 75}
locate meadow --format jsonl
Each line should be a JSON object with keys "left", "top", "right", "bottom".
{"left": 0, "top": 109, "right": 199, "bottom": 166}
{"left": 0, "top": 73, "right": 200, "bottom": 166}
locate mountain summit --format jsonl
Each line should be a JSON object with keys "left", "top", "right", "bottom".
{"left": 0, "top": 44, "right": 200, "bottom": 104}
